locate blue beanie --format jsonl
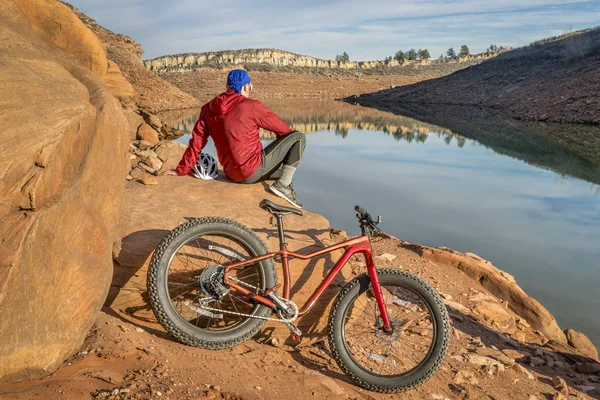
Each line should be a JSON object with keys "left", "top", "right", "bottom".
{"left": 227, "top": 69, "right": 251, "bottom": 93}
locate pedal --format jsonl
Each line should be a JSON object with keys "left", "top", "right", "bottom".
{"left": 290, "top": 332, "right": 302, "bottom": 345}
{"left": 282, "top": 320, "right": 302, "bottom": 338}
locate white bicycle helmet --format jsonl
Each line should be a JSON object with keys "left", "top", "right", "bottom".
{"left": 192, "top": 153, "right": 219, "bottom": 180}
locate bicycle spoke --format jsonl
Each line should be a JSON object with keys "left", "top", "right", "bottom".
{"left": 342, "top": 283, "right": 436, "bottom": 377}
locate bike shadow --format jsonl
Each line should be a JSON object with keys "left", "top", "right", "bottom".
{"left": 105, "top": 228, "right": 176, "bottom": 340}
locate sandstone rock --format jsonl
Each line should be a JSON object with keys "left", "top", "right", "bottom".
{"left": 141, "top": 152, "right": 163, "bottom": 172}
{"left": 511, "top": 331, "right": 527, "bottom": 343}
{"left": 443, "top": 299, "right": 470, "bottom": 313}
{"left": 502, "top": 348, "right": 529, "bottom": 361}
{"left": 552, "top": 376, "right": 569, "bottom": 394}
{"left": 528, "top": 356, "right": 546, "bottom": 367}
{"left": 137, "top": 123, "right": 159, "bottom": 146}
{"left": 0, "top": 0, "right": 127, "bottom": 381}
{"left": 122, "top": 109, "right": 144, "bottom": 140}
{"left": 575, "top": 362, "right": 600, "bottom": 374}
{"left": 513, "top": 364, "right": 535, "bottom": 380}
{"left": 454, "top": 370, "right": 479, "bottom": 385}
{"left": 137, "top": 140, "right": 155, "bottom": 150}
{"left": 473, "top": 301, "right": 517, "bottom": 335}
{"left": 155, "top": 141, "right": 186, "bottom": 162}
{"left": 140, "top": 110, "right": 162, "bottom": 130}
{"left": 415, "top": 246, "right": 567, "bottom": 342}
{"left": 375, "top": 253, "right": 397, "bottom": 261}
{"left": 551, "top": 394, "right": 566, "bottom": 400}
{"left": 156, "top": 143, "right": 186, "bottom": 173}
{"left": 565, "top": 329, "right": 599, "bottom": 361}
{"left": 475, "top": 347, "right": 515, "bottom": 366}
{"left": 141, "top": 176, "right": 158, "bottom": 186}
{"left": 466, "top": 354, "right": 506, "bottom": 372}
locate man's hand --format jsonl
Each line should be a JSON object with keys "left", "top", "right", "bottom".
{"left": 161, "top": 169, "right": 178, "bottom": 176}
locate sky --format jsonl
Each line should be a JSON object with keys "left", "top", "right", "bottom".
{"left": 68, "top": 0, "right": 600, "bottom": 61}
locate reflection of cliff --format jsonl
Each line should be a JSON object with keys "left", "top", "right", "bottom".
{"left": 159, "top": 99, "right": 454, "bottom": 141}
{"left": 357, "top": 103, "right": 600, "bottom": 185}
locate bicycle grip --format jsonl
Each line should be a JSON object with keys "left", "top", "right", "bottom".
{"left": 355, "top": 205, "right": 368, "bottom": 216}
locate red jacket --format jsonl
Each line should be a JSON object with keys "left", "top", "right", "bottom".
{"left": 176, "top": 90, "right": 292, "bottom": 182}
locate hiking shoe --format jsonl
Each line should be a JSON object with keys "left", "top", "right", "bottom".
{"left": 269, "top": 182, "right": 303, "bottom": 209}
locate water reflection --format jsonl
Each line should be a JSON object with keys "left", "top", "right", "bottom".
{"left": 161, "top": 99, "right": 600, "bottom": 186}
{"left": 164, "top": 99, "right": 600, "bottom": 348}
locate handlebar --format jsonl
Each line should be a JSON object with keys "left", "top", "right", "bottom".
{"left": 354, "top": 205, "right": 368, "bottom": 216}
{"left": 355, "top": 205, "right": 381, "bottom": 235}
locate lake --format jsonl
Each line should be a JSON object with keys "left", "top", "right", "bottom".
{"left": 162, "top": 99, "right": 600, "bottom": 348}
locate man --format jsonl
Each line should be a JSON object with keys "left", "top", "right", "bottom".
{"left": 164, "top": 69, "right": 305, "bottom": 208}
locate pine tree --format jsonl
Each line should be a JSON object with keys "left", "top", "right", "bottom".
{"left": 418, "top": 49, "right": 431, "bottom": 61}
{"left": 446, "top": 47, "right": 456, "bottom": 59}
{"left": 458, "top": 45, "right": 470, "bottom": 58}
{"left": 407, "top": 49, "right": 418, "bottom": 61}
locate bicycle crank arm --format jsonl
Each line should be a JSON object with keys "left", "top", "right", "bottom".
{"left": 282, "top": 320, "right": 302, "bottom": 338}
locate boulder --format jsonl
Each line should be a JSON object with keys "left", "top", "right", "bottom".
{"left": 136, "top": 123, "right": 159, "bottom": 146}
{"left": 140, "top": 110, "right": 163, "bottom": 130}
{"left": 0, "top": 0, "right": 128, "bottom": 381}
{"left": 122, "top": 109, "right": 144, "bottom": 140}
{"left": 565, "top": 329, "right": 599, "bottom": 361}
{"left": 473, "top": 301, "right": 517, "bottom": 335}
{"left": 156, "top": 142, "right": 186, "bottom": 173}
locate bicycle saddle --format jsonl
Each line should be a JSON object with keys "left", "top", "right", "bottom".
{"left": 259, "top": 199, "right": 303, "bottom": 216}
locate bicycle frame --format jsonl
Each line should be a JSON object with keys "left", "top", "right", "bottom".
{"left": 223, "top": 233, "right": 391, "bottom": 331}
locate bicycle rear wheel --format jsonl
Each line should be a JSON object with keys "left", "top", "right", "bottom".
{"left": 328, "top": 268, "right": 450, "bottom": 392}
{"left": 147, "top": 217, "right": 277, "bottom": 349}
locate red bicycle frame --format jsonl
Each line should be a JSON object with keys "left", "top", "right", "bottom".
{"left": 223, "top": 234, "right": 391, "bottom": 331}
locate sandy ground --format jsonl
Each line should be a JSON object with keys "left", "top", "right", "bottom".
{"left": 1, "top": 231, "right": 598, "bottom": 399}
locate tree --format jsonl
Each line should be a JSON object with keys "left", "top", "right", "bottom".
{"left": 487, "top": 44, "right": 498, "bottom": 54}
{"left": 394, "top": 50, "right": 406, "bottom": 62}
{"left": 458, "top": 45, "right": 470, "bottom": 58}
{"left": 446, "top": 47, "right": 456, "bottom": 59}
{"left": 438, "top": 54, "right": 445, "bottom": 61}
{"left": 418, "top": 49, "right": 431, "bottom": 61}
{"left": 335, "top": 52, "right": 350, "bottom": 63}
{"left": 407, "top": 48, "right": 418, "bottom": 61}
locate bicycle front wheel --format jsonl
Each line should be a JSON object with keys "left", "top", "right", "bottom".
{"left": 328, "top": 268, "right": 450, "bottom": 393}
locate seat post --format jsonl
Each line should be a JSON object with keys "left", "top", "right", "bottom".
{"left": 275, "top": 214, "right": 287, "bottom": 247}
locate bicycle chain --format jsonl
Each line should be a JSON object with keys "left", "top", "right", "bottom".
{"left": 194, "top": 275, "right": 299, "bottom": 324}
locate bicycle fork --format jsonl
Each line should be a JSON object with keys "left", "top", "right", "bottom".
{"left": 366, "top": 253, "right": 392, "bottom": 332}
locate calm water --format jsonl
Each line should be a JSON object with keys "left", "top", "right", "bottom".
{"left": 167, "top": 100, "right": 600, "bottom": 347}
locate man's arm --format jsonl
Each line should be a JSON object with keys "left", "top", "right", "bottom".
{"left": 175, "top": 110, "right": 209, "bottom": 176}
{"left": 252, "top": 101, "right": 292, "bottom": 136}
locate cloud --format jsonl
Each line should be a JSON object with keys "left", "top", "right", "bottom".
{"left": 69, "top": 0, "right": 600, "bottom": 59}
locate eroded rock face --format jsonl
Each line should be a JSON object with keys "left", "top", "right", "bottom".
{"left": 565, "top": 329, "right": 599, "bottom": 361}
{"left": 402, "top": 244, "right": 568, "bottom": 343}
{"left": 0, "top": 0, "right": 128, "bottom": 381}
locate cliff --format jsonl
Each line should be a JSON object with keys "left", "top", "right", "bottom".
{"left": 144, "top": 48, "right": 491, "bottom": 75}
{"left": 351, "top": 27, "right": 600, "bottom": 125}
{"left": 65, "top": 2, "right": 201, "bottom": 112}
{"left": 0, "top": 0, "right": 129, "bottom": 381}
